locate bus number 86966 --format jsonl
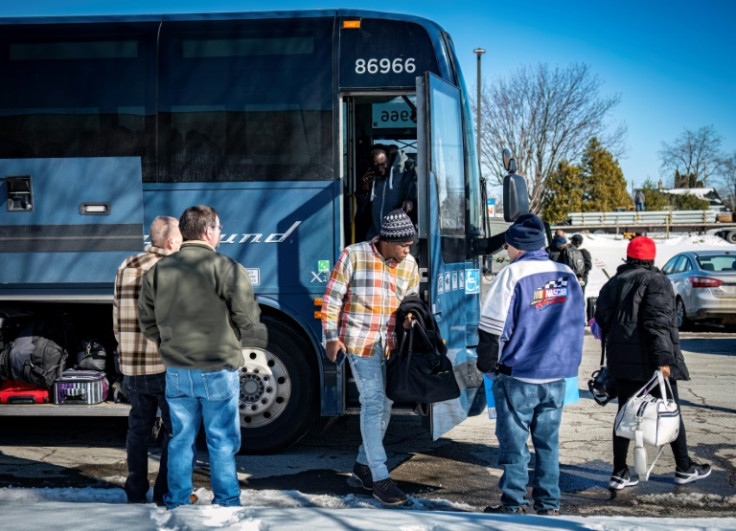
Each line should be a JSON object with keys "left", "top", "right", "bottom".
{"left": 354, "top": 57, "right": 416, "bottom": 75}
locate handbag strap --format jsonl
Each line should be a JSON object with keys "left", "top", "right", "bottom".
{"left": 400, "top": 321, "right": 415, "bottom": 361}
{"left": 656, "top": 370, "right": 676, "bottom": 404}
{"left": 412, "top": 319, "right": 438, "bottom": 353}
{"left": 630, "top": 370, "right": 661, "bottom": 399}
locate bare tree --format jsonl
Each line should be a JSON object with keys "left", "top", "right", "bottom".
{"left": 658, "top": 125, "right": 724, "bottom": 187}
{"left": 477, "top": 62, "right": 625, "bottom": 212}
{"left": 719, "top": 151, "right": 736, "bottom": 210}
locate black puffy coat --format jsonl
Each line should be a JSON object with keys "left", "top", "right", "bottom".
{"left": 594, "top": 262, "right": 690, "bottom": 382}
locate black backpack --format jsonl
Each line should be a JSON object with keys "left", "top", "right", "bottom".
{"left": 561, "top": 246, "right": 586, "bottom": 277}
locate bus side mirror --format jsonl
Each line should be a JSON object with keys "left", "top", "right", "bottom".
{"left": 503, "top": 173, "right": 529, "bottom": 222}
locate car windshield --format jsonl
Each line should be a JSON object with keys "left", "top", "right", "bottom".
{"left": 696, "top": 255, "right": 736, "bottom": 272}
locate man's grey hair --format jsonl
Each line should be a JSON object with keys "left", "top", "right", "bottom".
{"left": 149, "top": 216, "right": 179, "bottom": 248}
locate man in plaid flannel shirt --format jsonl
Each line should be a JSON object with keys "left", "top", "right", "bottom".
{"left": 113, "top": 215, "right": 181, "bottom": 505}
{"left": 322, "top": 209, "right": 419, "bottom": 506}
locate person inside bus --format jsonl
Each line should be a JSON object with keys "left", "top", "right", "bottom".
{"left": 113, "top": 215, "right": 182, "bottom": 506}
{"left": 359, "top": 147, "right": 417, "bottom": 241}
{"left": 321, "top": 209, "right": 420, "bottom": 506}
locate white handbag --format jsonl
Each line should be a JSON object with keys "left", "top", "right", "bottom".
{"left": 614, "top": 370, "right": 681, "bottom": 480}
{"left": 615, "top": 370, "right": 680, "bottom": 446}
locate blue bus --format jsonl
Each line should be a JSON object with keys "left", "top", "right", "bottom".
{"left": 0, "top": 9, "right": 519, "bottom": 452}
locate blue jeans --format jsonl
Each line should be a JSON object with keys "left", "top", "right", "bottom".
{"left": 348, "top": 344, "right": 393, "bottom": 481}
{"left": 164, "top": 368, "right": 241, "bottom": 509}
{"left": 124, "top": 372, "right": 170, "bottom": 504}
{"left": 493, "top": 374, "right": 565, "bottom": 511}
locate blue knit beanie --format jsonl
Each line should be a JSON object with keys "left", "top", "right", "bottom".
{"left": 505, "top": 213, "right": 546, "bottom": 251}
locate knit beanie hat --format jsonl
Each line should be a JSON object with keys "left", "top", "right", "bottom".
{"left": 380, "top": 209, "right": 416, "bottom": 242}
{"left": 571, "top": 234, "right": 583, "bottom": 244}
{"left": 627, "top": 236, "right": 656, "bottom": 261}
{"left": 505, "top": 213, "right": 546, "bottom": 251}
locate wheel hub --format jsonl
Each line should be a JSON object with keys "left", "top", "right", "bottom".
{"left": 238, "top": 347, "right": 291, "bottom": 428}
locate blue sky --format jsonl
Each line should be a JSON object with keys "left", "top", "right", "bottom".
{"left": 1, "top": 0, "right": 734, "bottom": 190}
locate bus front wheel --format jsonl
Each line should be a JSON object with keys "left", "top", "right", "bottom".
{"left": 237, "top": 317, "right": 318, "bottom": 454}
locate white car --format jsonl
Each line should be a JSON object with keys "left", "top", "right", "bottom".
{"left": 662, "top": 250, "right": 736, "bottom": 329}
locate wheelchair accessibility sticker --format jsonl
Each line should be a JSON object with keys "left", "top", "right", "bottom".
{"left": 465, "top": 269, "right": 480, "bottom": 294}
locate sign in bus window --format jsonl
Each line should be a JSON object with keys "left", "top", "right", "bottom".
{"left": 372, "top": 99, "right": 416, "bottom": 129}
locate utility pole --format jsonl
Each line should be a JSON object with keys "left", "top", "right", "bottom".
{"left": 473, "top": 48, "right": 485, "bottom": 169}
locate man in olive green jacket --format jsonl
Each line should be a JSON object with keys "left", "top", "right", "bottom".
{"left": 138, "top": 204, "right": 260, "bottom": 509}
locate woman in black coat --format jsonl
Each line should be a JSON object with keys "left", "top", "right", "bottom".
{"left": 595, "top": 236, "right": 711, "bottom": 490}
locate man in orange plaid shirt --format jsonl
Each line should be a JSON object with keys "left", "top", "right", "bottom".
{"left": 322, "top": 209, "right": 419, "bottom": 506}
{"left": 113, "top": 215, "right": 181, "bottom": 505}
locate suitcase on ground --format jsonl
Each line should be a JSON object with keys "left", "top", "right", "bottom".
{"left": 52, "top": 369, "right": 108, "bottom": 404}
{"left": 0, "top": 379, "right": 50, "bottom": 404}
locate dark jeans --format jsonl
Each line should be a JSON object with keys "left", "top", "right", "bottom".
{"left": 124, "top": 372, "right": 171, "bottom": 503}
{"left": 613, "top": 378, "right": 690, "bottom": 473}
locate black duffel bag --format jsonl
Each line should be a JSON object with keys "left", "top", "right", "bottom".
{"left": 76, "top": 339, "right": 107, "bottom": 372}
{"left": 386, "top": 320, "right": 460, "bottom": 404}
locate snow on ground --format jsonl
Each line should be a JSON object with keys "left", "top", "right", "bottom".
{"left": 577, "top": 232, "right": 736, "bottom": 301}
{"left": 0, "top": 486, "right": 734, "bottom": 530}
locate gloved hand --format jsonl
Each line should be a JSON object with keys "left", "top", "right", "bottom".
{"left": 589, "top": 318, "right": 602, "bottom": 340}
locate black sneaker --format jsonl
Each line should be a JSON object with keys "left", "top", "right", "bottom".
{"left": 372, "top": 478, "right": 408, "bottom": 506}
{"left": 483, "top": 505, "right": 528, "bottom": 514}
{"left": 609, "top": 468, "right": 639, "bottom": 490}
{"left": 675, "top": 460, "right": 712, "bottom": 485}
{"left": 352, "top": 462, "right": 373, "bottom": 491}
{"left": 536, "top": 509, "right": 560, "bottom": 516}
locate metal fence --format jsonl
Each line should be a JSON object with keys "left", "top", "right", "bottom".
{"left": 568, "top": 210, "right": 717, "bottom": 226}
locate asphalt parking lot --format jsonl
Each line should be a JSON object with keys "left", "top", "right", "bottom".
{"left": 0, "top": 330, "right": 734, "bottom": 517}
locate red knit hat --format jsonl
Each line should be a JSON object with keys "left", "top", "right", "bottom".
{"left": 627, "top": 236, "right": 656, "bottom": 260}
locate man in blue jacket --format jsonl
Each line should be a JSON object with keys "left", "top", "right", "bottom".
{"left": 477, "top": 213, "right": 584, "bottom": 516}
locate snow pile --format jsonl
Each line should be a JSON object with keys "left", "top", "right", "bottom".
{"left": 578, "top": 233, "right": 735, "bottom": 301}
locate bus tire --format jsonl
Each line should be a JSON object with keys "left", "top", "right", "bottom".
{"left": 237, "top": 316, "right": 318, "bottom": 454}
{"left": 725, "top": 230, "right": 736, "bottom": 244}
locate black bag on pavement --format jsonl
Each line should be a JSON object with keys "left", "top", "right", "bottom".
{"left": 386, "top": 296, "right": 460, "bottom": 403}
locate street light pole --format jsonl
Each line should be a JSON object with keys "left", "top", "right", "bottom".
{"left": 473, "top": 48, "right": 486, "bottom": 170}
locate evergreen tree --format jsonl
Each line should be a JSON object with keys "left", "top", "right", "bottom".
{"left": 640, "top": 179, "right": 670, "bottom": 210}
{"left": 673, "top": 193, "right": 710, "bottom": 210}
{"left": 541, "top": 161, "right": 582, "bottom": 223}
{"left": 580, "top": 137, "right": 630, "bottom": 211}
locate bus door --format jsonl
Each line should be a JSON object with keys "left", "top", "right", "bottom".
{"left": 417, "top": 73, "right": 482, "bottom": 439}
{"left": 0, "top": 157, "right": 145, "bottom": 297}
{"left": 341, "top": 94, "right": 417, "bottom": 246}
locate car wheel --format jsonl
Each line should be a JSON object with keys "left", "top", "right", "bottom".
{"left": 675, "top": 298, "right": 690, "bottom": 331}
{"left": 237, "top": 316, "right": 318, "bottom": 454}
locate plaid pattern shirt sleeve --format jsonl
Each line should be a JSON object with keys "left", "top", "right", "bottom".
{"left": 321, "top": 240, "right": 420, "bottom": 358}
{"left": 112, "top": 247, "right": 171, "bottom": 376}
